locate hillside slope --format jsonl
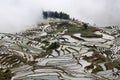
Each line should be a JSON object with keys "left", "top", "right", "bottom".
{"left": 0, "top": 19, "right": 120, "bottom": 80}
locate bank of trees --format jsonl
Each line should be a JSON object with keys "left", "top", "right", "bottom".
{"left": 43, "top": 11, "right": 70, "bottom": 20}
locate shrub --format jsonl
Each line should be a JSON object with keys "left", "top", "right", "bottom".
{"left": 92, "top": 65, "right": 103, "bottom": 74}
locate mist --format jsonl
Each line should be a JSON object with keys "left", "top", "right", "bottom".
{"left": 0, "top": 0, "right": 120, "bottom": 33}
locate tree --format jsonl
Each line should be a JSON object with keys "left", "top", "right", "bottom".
{"left": 43, "top": 11, "right": 48, "bottom": 19}
{"left": 54, "top": 11, "right": 59, "bottom": 18}
{"left": 83, "top": 23, "right": 88, "bottom": 30}
{"left": 48, "top": 42, "right": 60, "bottom": 50}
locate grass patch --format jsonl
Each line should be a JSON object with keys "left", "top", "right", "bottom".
{"left": 67, "top": 26, "right": 81, "bottom": 33}
{"left": 81, "top": 31, "right": 102, "bottom": 38}
{"left": 79, "top": 26, "right": 102, "bottom": 38}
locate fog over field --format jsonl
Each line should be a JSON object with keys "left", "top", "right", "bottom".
{"left": 0, "top": 0, "right": 120, "bottom": 33}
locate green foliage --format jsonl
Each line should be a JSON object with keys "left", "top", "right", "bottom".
{"left": 48, "top": 28, "right": 64, "bottom": 34}
{"left": 33, "top": 42, "right": 60, "bottom": 59}
{"left": 83, "top": 52, "right": 106, "bottom": 64}
{"left": 22, "top": 31, "right": 36, "bottom": 36}
{"left": 57, "top": 22, "right": 75, "bottom": 28}
{"left": 48, "top": 42, "right": 60, "bottom": 50}
{"left": 41, "top": 40, "right": 50, "bottom": 46}
{"left": 48, "top": 21, "right": 101, "bottom": 38}
{"left": 34, "top": 38, "right": 41, "bottom": 42}
{"left": 85, "top": 64, "right": 94, "bottom": 70}
{"left": 33, "top": 52, "right": 48, "bottom": 58}
{"left": 81, "top": 31, "right": 103, "bottom": 38}
{"left": 80, "top": 25, "right": 99, "bottom": 33}
{"left": 0, "top": 69, "right": 14, "bottom": 80}
{"left": 104, "top": 62, "right": 114, "bottom": 70}
{"left": 48, "top": 22, "right": 80, "bottom": 34}
{"left": 82, "top": 23, "right": 88, "bottom": 30}
{"left": 67, "top": 26, "right": 80, "bottom": 33}
{"left": 104, "top": 60, "right": 120, "bottom": 70}
{"left": 48, "top": 20, "right": 101, "bottom": 38}
{"left": 0, "top": 53, "right": 27, "bottom": 68}
{"left": 79, "top": 25, "right": 102, "bottom": 38}
{"left": 92, "top": 65, "right": 104, "bottom": 74}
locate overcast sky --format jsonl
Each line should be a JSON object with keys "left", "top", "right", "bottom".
{"left": 0, "top": 0, "right": 120, "bottom": 33}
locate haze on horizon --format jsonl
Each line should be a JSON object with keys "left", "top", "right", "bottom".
{"left": 0, "top": 0, "right": 120, "bottom": 33}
